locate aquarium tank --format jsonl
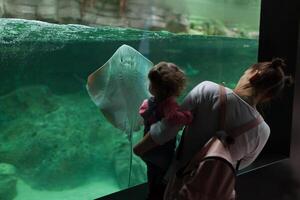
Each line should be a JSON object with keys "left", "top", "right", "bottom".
{"left": 0, "top": 0, "right": 261, "bottom": 199}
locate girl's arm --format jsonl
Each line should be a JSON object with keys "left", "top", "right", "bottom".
{"left": 163, "top": 98, "right": 193, "bottom": 125}
{"left": 139, "top": 99, "right": 148, "bottom": 116}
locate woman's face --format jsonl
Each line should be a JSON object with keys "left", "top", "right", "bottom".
{"left": 236, "top": 68, "right": 258, "bottom": 88}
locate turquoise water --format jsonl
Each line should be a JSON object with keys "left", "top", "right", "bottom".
{"left": 0, "top": 18, "right": 258, "bottom": 199}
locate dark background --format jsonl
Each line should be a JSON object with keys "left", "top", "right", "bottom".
{"left": 236, "top": 0, "right": 300, "bottom": 199}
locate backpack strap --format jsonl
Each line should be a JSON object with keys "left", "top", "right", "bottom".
{"left": 216, "top": 85, "right": 263, "bottom": 146}
{"left": 217, "top": 85, "right": 263, "bottom": 171}
{"left": 228, "top": 115, "right": 264, "bottom": 139}
{"left": 219, "top": 84, "right": 227, "bottom": 131}
{"left": 177, "top": 85, "right": 264, "bottom": 173}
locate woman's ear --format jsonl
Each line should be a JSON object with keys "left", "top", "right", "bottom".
{"left": 249, "top": 70, "right": 260, "bottom": 84}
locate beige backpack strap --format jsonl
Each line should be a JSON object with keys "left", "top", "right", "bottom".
{"left": 182, "top": 85, "right": 228, "bottom": 170}
{"left": 219, "top": 84, "right": 227, "bottom": 131}
{"left": 228, "top": 116, "right": 264, "bottom": 139}
{"left": 216, "top": 85, "right": 263, "bottom": 146}
{"left": 183, "top": 85, "right": 263, "bottom": 171}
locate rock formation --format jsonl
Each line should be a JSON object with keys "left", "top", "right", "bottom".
{"left": 0, "top": 163, "right": 17, "bottom": 200}
{"left": 0, "top": 85, "right": 146, "bottom": 190}
{"left": 0, "top": 0, "right": 189, "bottom": 33}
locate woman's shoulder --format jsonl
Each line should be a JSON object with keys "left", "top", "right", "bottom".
{"left": 186, "top": 81, "right": 233, "bottom": 105}
{"left": 192, "top": 81, "right": 224, "bottom": 99}
{"left": 193, "top": 81, "right": 218, "bottom": 92}
{"left": 197, "top": 80, "right": 219, "bottom": 87}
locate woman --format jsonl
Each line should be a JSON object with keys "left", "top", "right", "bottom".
{"left": 134, "top": 58, "right": 293, "bottom": 199}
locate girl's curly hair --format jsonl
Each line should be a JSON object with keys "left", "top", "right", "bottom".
{"left": 148, "top": 62, "right": 187, "bottom": 100}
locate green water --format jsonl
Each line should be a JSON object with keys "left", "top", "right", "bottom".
{"left": 0, "top": 18, "right": 258, "bottom": 199}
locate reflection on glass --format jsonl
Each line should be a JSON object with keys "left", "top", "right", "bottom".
{"left": 0, "top": 0, "right": 261, "bottom": 199}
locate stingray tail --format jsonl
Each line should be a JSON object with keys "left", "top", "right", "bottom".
{"left": 127, "top": 129, "right": 133, "bottom": 187}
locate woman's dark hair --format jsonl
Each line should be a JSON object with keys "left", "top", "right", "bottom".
{"left": 148, "top": 62, "right": 186, "bottom": 100}
{"left": 249, "top": 58, "right": 293, "bottom": 99}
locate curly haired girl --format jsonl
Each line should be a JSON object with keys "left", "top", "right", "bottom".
{"left": 134, "top": 62, "right": 193, "bottom": 200}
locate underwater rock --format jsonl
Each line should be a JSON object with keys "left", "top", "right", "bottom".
{"left": 0, "top": 86, "right": 58, "bottom": 124}
{"left": 0, "top": 85, "right": 146, "bottom": 190}
{"left": 0, "top": 0, "right": 4, "bottom": 17}
{"left": 58, "top": 0, "right": 81, "bottom": 24}
{"left": 37, "top": 0, "right": 58, "bottom": 22}
{"left": 0, "top": 163, "right": 17, "bottom": 200}
{"left": 188, "top": 18, "right": 258, "bottom": 39}
{"left": 0, "top": 86, "right": 104, "bottom": 189}
{"left": 166, "top": 14, "right": 189, "bottom": 33}
{"left": 0, "top": 0, "right": 187, "bottom": 33}
{"left": 3, "top": 0, "right": 37, "bottom": 19}
{"left": 193, "top": 19, "right": 233, "bottom": 36}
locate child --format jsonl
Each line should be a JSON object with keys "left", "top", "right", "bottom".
{"left": 135, "top": 62, "right": 193, "bottom": 200}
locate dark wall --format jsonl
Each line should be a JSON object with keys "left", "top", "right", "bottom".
{"left": 257, "top": 0, "right": 299, "bottom": 156}
{"left": 236, "top": 0, "right": 300, "bottom": 197}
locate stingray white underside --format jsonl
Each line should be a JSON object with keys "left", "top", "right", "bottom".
{"left": 86, "top": 44, "right": 153, "bottom": 136}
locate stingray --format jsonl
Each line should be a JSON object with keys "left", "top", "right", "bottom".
{"left": 86, "top": 44, "right": 153, "bottom": 185}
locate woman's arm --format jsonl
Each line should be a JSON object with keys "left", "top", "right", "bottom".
{"left": 133, "top": 133, "right": 158, "bottom": 156}
{"left": 134, "top": 82, "right": 208, "bottom": 155}
{"left": 238, "top": 124, "right": 270, "bottom": 169}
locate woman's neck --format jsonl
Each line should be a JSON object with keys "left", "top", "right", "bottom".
{"left": 233, "top": 86, "right": 258, "bottom": 108}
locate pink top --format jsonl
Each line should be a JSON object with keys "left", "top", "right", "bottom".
{"left": 139, "top": 97, "right": 193, "bottom": 126}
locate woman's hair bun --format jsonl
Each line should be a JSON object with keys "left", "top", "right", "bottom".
{"left": 270, "top": 58, "right": 286, "bottom": 69}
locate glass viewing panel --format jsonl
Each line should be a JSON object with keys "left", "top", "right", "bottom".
{"left": 0, "top": 0, "right": 261, "bottom": 199}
